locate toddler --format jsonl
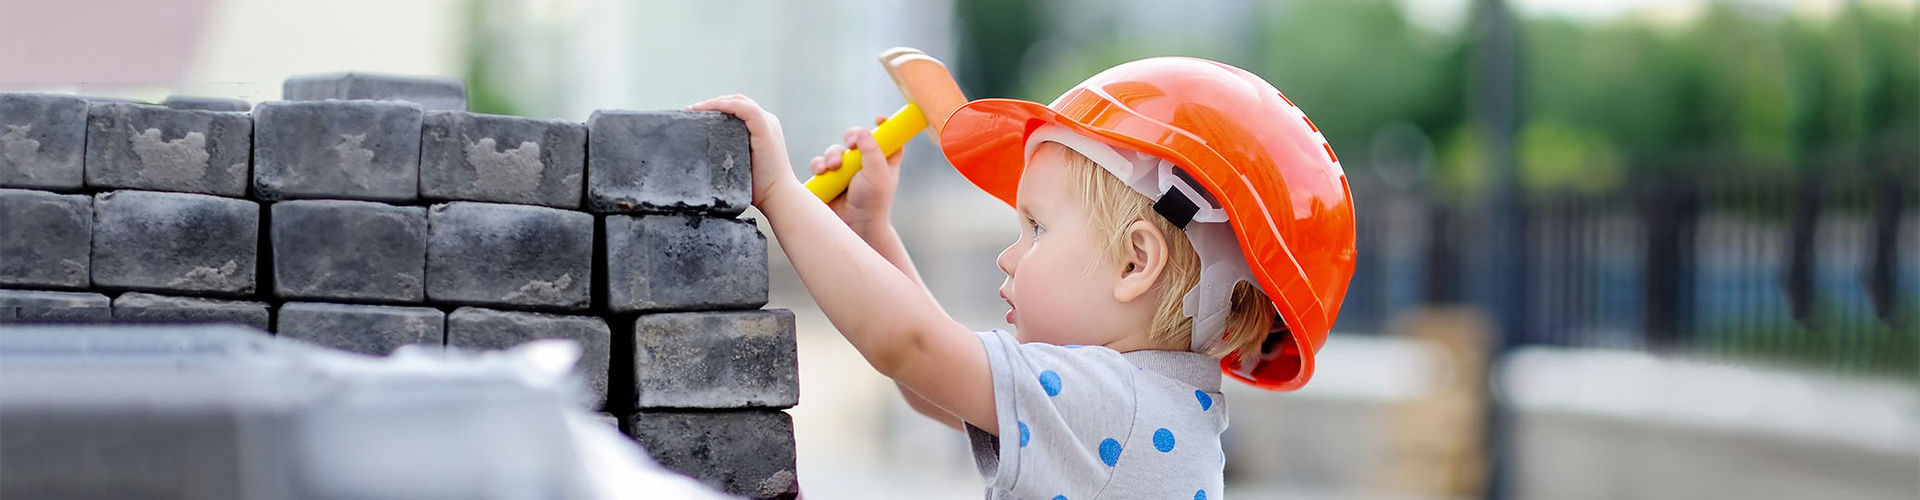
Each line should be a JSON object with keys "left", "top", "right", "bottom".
{"left": 690, "top": 56, "right": 1355, "bottom": 499}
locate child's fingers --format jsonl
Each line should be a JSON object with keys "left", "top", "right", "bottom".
{"left": 821, "top": 144, "right": 847, "bottom": 169}
{"left": 873, "top": 115, "right": 886, "bottom": 126}
{"left": 684, "top": 97, "right": 719, "bottom": 110}
{"left": 852, "top": 128, "right": 891, "bottom": 172}
{"left": 843, "top": 126, "right": 863, "bottom": 147}
{"left": 690, "top": 93, "right": 750, "bottom": 107}
{"left": 848, "top": 123, "right": 898, "bottom": 167}
{"left": 685, "top": 94, "right": 747, "bottom": 113}
{"left": 687, "top": 94, "right": 780, "bottom": 137}
{"left": 808, "top": 156, "right": 825, "bottom": 175}
{"left": 685, "top": 94, "right": 790, "bottom": 178}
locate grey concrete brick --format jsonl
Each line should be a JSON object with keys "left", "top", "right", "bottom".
{"left": 626, "top": 410, "right": 798, "bottom": 500}
{"left": 84, "top": 102, "right": 252, "bottom": 197}
{"left": 447, "top": 307, "right": 610, "bottom": 407}
{"left": 425, "top": 202, "right": 592, "bottom": 310}
{"left": 0, "top": 93, "right": 89, "bottom": 190}
{"left": 111, "top": 292, "right": 269, "bottom": 330}
{"left": 159, "top": 96, "right": 249, "bottom": 112}
{"left": 270, "top": 200, "right": 426, "bottom": 302}
{"left": 604, "top": 215, "right": 767, "bottom": 313}
{"left": 252, "top": 100, "right": 423, "bottom": 202}
{"left": 275, "top": 302, "right": 444, "bottom": 356}
{"left": 421, "top": 111, "right": 586, "bottom": 208}
{"left": 631, "top": 309, "right": 797, "bottom": 409}
{"left": 585, "top": 110, "right": 749, "bottom": 215}
{"left": 0, "top": 289, "right": 109, "bottom": 323}
{"left": 0, "top": 189, "right": 90, "bottom": 289}
{"left": 78, "top": 96, "right": 148, "bottom": 105}
{"left": 91, "top": 190, "right": 258, "bottom": 296}
{"left": 283, "top": 72, "right": 466, "bottom": 111}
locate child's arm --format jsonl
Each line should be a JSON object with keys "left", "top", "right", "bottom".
{"left": 690, "top": 95, "right": 998, "bottom": 434}
{"left": 862, "top": 224, "right": 964, "bottom": 430}
{"left": 807, "top": 124, "right": 964, "bottom": 430}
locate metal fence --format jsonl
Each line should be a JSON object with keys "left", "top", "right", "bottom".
{"left": 1339, "top": 156, "right": 1919, "bottom": 376}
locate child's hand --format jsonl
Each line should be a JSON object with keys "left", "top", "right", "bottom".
{"left": 687, "top": 94, "right": 798, "bottom": 207}
{"left": 809, "top": 116, "right": 904, "bottom": 236}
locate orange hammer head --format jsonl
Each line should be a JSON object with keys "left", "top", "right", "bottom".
{"left": 879, "top": 47, "right": 967, "bottom": 138}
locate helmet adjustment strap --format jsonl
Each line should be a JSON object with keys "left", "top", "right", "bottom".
{"left": 1152, "top": 189, "right": 1199, "bottom": 229}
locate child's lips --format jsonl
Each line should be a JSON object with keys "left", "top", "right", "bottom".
{"left": 1000, "top": 291, "right": 1015, "bottom": 323}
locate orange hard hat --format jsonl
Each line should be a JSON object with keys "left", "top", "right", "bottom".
{"left": 937, "top": 57, "right": 1356, "bottom": 391}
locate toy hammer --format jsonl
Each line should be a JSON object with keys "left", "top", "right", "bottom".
{"left": 803, "top": 47, "right": 967, "bottom": 202}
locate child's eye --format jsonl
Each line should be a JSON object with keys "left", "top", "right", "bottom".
{"left": 1026, "top": 216, "right": 1046, "bottom": 236}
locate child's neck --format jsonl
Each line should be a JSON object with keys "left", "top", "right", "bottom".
{"left": 1102, "top": 333, "right": 1190, "bottom": 353}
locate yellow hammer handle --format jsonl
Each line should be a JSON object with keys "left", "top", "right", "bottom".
{"left": 804, "top": 102, "right": 927, "bottom": 202}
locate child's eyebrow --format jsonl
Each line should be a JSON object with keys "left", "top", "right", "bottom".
{"left": 1016, "top": 203, "right": 1042, "bottom": 220}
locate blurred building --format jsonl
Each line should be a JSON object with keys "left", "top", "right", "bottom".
{"left": 0, "top": 0, "right": 466, "bottom": 103}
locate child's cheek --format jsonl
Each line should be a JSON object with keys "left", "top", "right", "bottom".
{"left": 1013, "top": 255, "right": 1083, "bottom": 343}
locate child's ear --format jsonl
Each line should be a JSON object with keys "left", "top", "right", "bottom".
{"left": 1114, "top": 219, "right": 1169, "bottom": 303}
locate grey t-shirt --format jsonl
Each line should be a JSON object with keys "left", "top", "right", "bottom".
{"left": 965, "top": 329, "right": 1228, "bottom": 499}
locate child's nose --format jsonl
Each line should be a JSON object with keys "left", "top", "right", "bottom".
{"left": 995, "top": 241, "right": 1017, "bottom": 277}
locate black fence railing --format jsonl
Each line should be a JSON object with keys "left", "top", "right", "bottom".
{"left": 1338, "top": 162, "right": 1918, "bottom": 376}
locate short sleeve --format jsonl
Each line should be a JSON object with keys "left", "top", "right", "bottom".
{"left": 965, "top": 329, "right": 1139, "bottom": 498}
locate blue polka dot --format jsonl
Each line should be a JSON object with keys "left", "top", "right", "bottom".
{"left": 1064, "top": 344, "right": 1084, "bottom": 349}
{"left": 1098, "top": 438, "right": 1122, "bottom": 467}
{"left": 1018, "top": 421, "right": 1030, "bottom": 447}
{"left": 1053, "top": 496, "right": 1067, "bottom": 500}
{"left": 1038, "top": 370, "right": 1062, "bottom": 396}
{"left": 1194, "top": 490, "right": 1207, "bottom": 500}
{"left": 1195, "top": 390, "right": 1213, "bottom": 411}
{"left": 1153, "top": 428, "right": 1176, "bottom": 452}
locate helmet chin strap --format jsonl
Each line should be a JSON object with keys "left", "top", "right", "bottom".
{"left": 1025, "top": 125, "right": 1266, "bottom": 354}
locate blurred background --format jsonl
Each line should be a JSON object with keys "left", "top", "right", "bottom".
{"left": 3, "top": 0, "right": 1915, "bottom": 498}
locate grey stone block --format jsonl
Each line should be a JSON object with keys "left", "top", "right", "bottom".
{"left": 421, "top": 111, "right": 586, "bottom": 209}
{"left": 284, "top": 72, "right": 466, "bottom": 111}
{"left": 84, "top": 102, "right": 252, "bottom": 197}
{"left": 631, "top": 309, "right": 797, "bottom": 409}
{"left": 446, "top": 307, "right": 610, "bottom": 407}
{"left": 0, "top": 189, "right": 90, "bottom": 289}
{"left": 78, "top": 96, "right": 148, "bottom": 105}
{"left": 252, "top": 100, "right": 423, "bottom": 202}
{"left": 111, "top": 292, "right": 269, "bottom": 330}
{"left": 605, "top": 215, "right": 767, "bottom": 313}
{"left": 270, "top": 200, "right": 426, "bottom": 302}
{"left": 627, "top": 410, "right": 798, "bottom": 500}
{"left": 159, "top": 96, "right": 249, "bottom": 112}
{"left": 426, "top": 202, "right": 592, "bottom": 310}
{"left": 0, "top": 93, "right": 89, "bottom": 190}
{"left": 585, "top": 110, "right": 749, "bottom": 215}
{"left": 275, "top": 302, "right": 444, "bottom": 356}
{"left": 0, "top": 289, "right": 109, "bottom": 323}
{"left": 91, "top": 190, "right": 258, "bottom": 296}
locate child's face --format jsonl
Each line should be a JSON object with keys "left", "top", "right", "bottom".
{"left": 995, "top": 150, "right": 1137, "bottom": 347}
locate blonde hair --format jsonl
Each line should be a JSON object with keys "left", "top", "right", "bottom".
{"left": 1043, "top": 142, "right": 1280, "bottom": 359}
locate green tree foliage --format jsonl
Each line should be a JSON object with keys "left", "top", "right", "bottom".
{"left": 952, "top": 0, "right": 1917, "bottom": 194}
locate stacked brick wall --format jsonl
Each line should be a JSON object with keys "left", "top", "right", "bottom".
{"left": 0, "top": 73, "right": 798, "bottom": 499}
